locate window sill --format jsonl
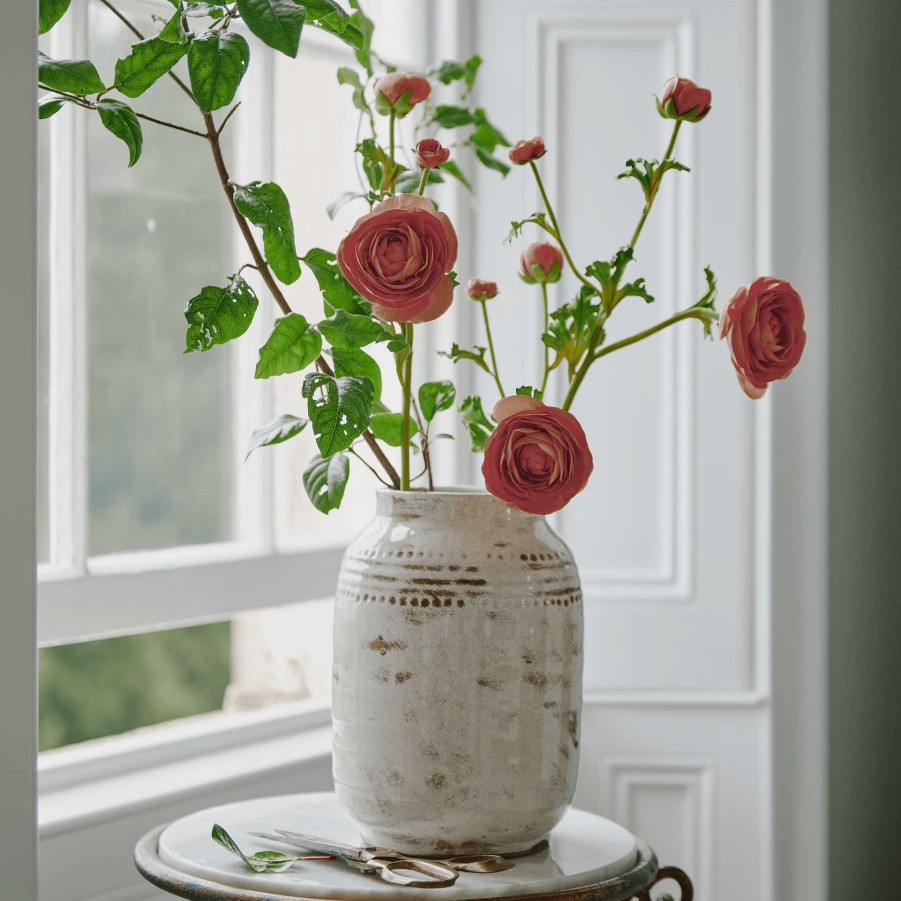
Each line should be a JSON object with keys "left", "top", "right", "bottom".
{"left": 38, "top": 699, "right": 332, "bottom": 838}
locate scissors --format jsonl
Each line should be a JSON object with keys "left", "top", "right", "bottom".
{"left": 249, "top": 829, "right": 460, "bottom": 888}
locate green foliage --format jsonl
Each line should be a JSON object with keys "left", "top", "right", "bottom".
{"left": 238, "top": 0, "right": 306, "bottom": 57}
{"left": 355, "top": 136, "right": 392, "bottom": 192}
{"left": 347, "top": 0, "right": 374, "bottom": 74}
{"left": 38, "top": 51, "right": 105, "bottom": 95}
{"left": 302, "top": 0, "right": 365, "bottom": 50}
{"left": 38, "top": 95, "right": 72, "bottom": 119}
{"left": 157, "top": 10, "right": 189, "bottom": 44}
{"left": 302, "top": 452, "right": 350, "bottom": 513}
{"left": 188, "top": 31, "right": 250, "bottom": 113}
{"left": 303, "top": 372, "right": 373, "bottom": 456}
{"left": 427, "top": 103, "right": 510, "bottom": 176}
{"left": 183, "top": 2, "right": 230, "bottom": 18}
{"left": 301, "top": 248, "right": 369, "bottom": 314}
{"left": 96, "top": 99, "right": 143, "bottom": 167}
{"left": 184, "top": 274, "right": 258, "bottom": 353}
{"left": 330, "top": 346, "right": 382, "bottom": 400}
{"left": 440, "top": 159, "right": 473, "bottom": 193}
{"left": 505, "top": 211, "right": 551, "bottom": 244}
{"left": 459, "top": 395, "right": 494, "bottom": 452}
{"left": 438, "top": 342, "right": 490, "bottom": 374}
{"left": 39, "top": 0, "right": 72, "bottom": 35}
{"left": 428, "top": 55, "right": 482, "bottom": 98}
{"left": 516, "top": 386, "right": 542, "bottom": 398}
{"left": 418, "top": 380, "right": 456, "bottom": 422}
{"left": 369, "top": 411, "right": 417, "bottom": 446}
{"left": 318, "top": 309, "right": 389, "bottom": 348}
{"left": 245, "top": 414, "right": 308, "bottom": 458}
{"left": 212, "top": 824, "right": 303, "bottom": 873}
{"left": 617, "top": 157, "right": 690, "bottom": 204}
{"left": 543, "top": 286, "right": 602, "bottom": 377}
{"left": 585, "top": 247, "right": 633, "bottom": 299}
{"left": 689, "top": 266, "right": 719, "bottom": 337}
{"left": 255, "top": 314, "right": 322, "bottom": 378}
{"left": 114, "top": 37, "right": 190, "bottom": 98}
{"left": 337, "top": 65, "right": 372, "bottom": 124}
{"left": 233, "top": 181, "right": 300, "bottom": 284}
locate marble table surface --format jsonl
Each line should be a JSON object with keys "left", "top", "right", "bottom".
{"left": 156, "top": 792, "right": 639, "bottom": 900}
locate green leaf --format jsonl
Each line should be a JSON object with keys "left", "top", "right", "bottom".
{"left": 689, "top": 266, "right": 719, "bottom": 337}
{"left": 368, "top": 412, "right": 417, "bottom": 447}
{"left": 184, "top": 274, "right": 259, "bottom": 353}
{"left": 459, "top": 395, "right": 494, "bottom": 452}
{"left": 39, "top": 0, "right": 72, "bottom": 34}
{"left": 255, "top": 313, "right": 322, "bottom": 378}
{"left": 114, "top": 37, "right": 189, "bottom": 98}
{"left": 301, "top": 248, "right": 369, "bottom": 314}
{"left": 439, "top": 160, "right": 473, "bottom": 193}
{"left": 188, "top": 31, "right": 250, "bottom": 113}
{"left": 615, "top": 278, "right": 654, "bottom": 305}
{"left": 183, "top": 1, "right": 229, "bottom": 16}
{"left": 429, "top": 56, "right": 481, "bottom": 97}
{"left": 237, "top": 0, "right": 305, "bottom": 57}
{"left": 543, "top": 285, "right": 602, "bottom": 377}
{"left": 318, "top": 310, "right": 389, "bottom": 348}
{"left": 95, "top": 99, "right": 143, "bottom": 167}
{"left": 505, "top": 211, "right": 551, "bottom": 244}
{"left": 617, "top": 157, "right": 690, "bottom": 203}
{"left": 347, "top": 0, "right": 374, "bottom": 72}
{"left": 38, "top": 52, "right": 105, "bottom": 96}
{"left": 233, "top": 181, "right": 300, "bottom": 284}
{"left": 211, "top": 824, "right": 304, "bottom": 873}
{"left": 245, "top": 414, "right": 308, "bottom": 458}
{"left": 438, "top": 343, "right": 490, "bottom": 374}
{"left": 515, "top": 385, "right": 542, "bottom": 399}
{"left": 158, "top": 9, "right": 189, "bottom": 43}
{"left": 303, "top": 453, "right": 350, "bottom": 513}
{"left": 303, "top": 372, "right": 373, "bottom": 456}
{"left": 302, "top": 0, "right": 364, "bottom": 49}
{"left": 38, "top": 95, "right": 72, "bottom": 119}
{"left": 431, "top": 104, "right": 477, "bottom": 129}
{"left": 473, "top": 146, "right": 510, "bottom": 176}
{"left": 418, "top": 380, "right": 456, "bottom": 422}
{"left": 330, "top": 346, "right": 382, "bottom": 401}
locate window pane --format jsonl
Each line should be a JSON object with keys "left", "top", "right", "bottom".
{"left": 38, "top": 126, "right": 51, "bottom": 564}
{"left": 38, "top": 621, "right": 231, "bottom": 751}
{"left": 85, "top": 2, "right": 235, "bottom": 555}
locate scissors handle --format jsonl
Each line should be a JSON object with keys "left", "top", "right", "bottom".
{"left": 372, "top": 856, "right": 458, "bottom": 889}
{"left": 441, "top": 853, "right": 515, "bottom": 873}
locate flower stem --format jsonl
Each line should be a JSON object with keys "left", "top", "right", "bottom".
{"left": 478, "top": 299, "right": 506, "bottom": 397}
{"left": 627, "top": 119, "right": 682, "bottom": 251}
{"left": 417, "top": 167, "right": 429, "bottom": 195}
{"left": 540, "top": 282, "right": 551, "bottom": 396}
{"left": 529, "top": 160, "right": 598, "bottom": 294}
{"left": 400, "top": 322, "right": 413, "bottom": 490}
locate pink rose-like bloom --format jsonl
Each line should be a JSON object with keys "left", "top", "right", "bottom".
{"left": 466, "top": 278, "right": 498, "bottom": 300}
{"left": 719, "top": 276, "right": 806, "bottom": 399}
{"left": 415, "top": 138, "right": 450, "bottom": 169}
{"left": 659, "top": 76, "right": 712, "bottom": 122}
{"left": 520, "top": 242, "right": 563, "bottom": 284}
{"left": 337, "top": 194, "right": 458, "bottom": 324}
{"left": 374, "top": 73, "right": 431, "bottom": 113}
{"left": 482, "top": 396, "right": 594, "bottom": 515}
{"left": 509, "top": 136, "right": 546, "bottom": 165}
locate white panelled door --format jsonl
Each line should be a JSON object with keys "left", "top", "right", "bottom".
{"left": 463, "top": 1, "right": 774, "bottom": 898}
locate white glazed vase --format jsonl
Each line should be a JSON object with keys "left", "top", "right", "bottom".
{"left": 332, "top": 489, "right": 584, "bottom": 855}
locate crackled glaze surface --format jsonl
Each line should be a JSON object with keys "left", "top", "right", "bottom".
{"left": 332, "top": 490, "right": 584, "bottom": 855}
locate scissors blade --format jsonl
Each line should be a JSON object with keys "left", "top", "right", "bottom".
{"left": 272, "top": 829, "right": 365, "bottom": 862}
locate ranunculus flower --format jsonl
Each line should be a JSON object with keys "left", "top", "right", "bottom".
{"left": 520, "top": 242, "right": 563, "bottom": 284}
{"left": 415, "top": 138, "right": 450, "bottom": 169}
{"left": 482, "top": 396, "right": 593, "bottom": 515}
{"left": 509, "top": 136, "right": 546, "bottom": 165}
{"left": 657, "top": 76, "right": 712, "bottom": 122}
{"left": 337, "top": 194, "right": 458, "bottom": 324}
{"left": 374, "top": 73, "right": 431, "bottom": 117}
{"left": 466, "top": 278, "right": 498, "bottom": 300}
{"left": 719, "top": 276, "right": 806, "bottom": 399}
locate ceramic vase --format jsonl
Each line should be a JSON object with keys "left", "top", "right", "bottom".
{"left": 331, "top": 489, "right": 583, "bottom": 855}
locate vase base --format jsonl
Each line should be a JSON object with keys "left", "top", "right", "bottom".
{"left": 358, "top": 832, "right": 551, "bottom": 857}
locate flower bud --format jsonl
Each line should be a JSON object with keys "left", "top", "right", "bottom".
{"left": 466, "top": 278, "right": 499, "bottom": 301}
{"left": 415, "top": 138, "right": 450, "bottom": 169}
{"left": 519, "top": 242, "right": 563, "bottom": 285}
{"left": 374, "top": 73, "right": 431, "bottom": 118}
{"left": 657, "top": 76, "right": 712, "bottom": 123}
{"left": 509, "top": 136, "right": 546, "bottom": 165}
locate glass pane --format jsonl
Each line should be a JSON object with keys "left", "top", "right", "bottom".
{"left": 37, "top": 123, "right": 51, "bottom": 564}
{"left": 85, "top": 1, "right": 235, "bottom": 555}
{"left": 39, "top": 621, "right": 231, "bottom": 751}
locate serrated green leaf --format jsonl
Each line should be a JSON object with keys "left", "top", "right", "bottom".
{"left": 39, "top": 0, "right": 72, "bottom": 34}
{"left": 303, "top": 372, "right": 373, "bottom": 456}
{"left": 188, "top": 31, "right": 249, "bottom": 113}
{"left": 318, "top": 310, "right": 389, "bottom": 348}
{"left": 615, "top": 278, "right": 654, "bottom": 305}
{"left": 114, "top": 37, "right": 189, "bottom": 98}
{"left": 429, "top": 55, "right": 481, "bottom": 97}
{"left": 303, "top": 453, "right": 350, "bottom": 513}
{"left": 515, "top": 385, "right": 542, "bottom": 398}
{"left": 459, "top": 395, "right": 494, "bottom": 452}
{"left": 301, "top": 248, "right": 369, "bottom": 314}
{"left": 418, "top": 380, "right": 456, "bottom": 422}
{"left": 184, "top": 274, "right": 258, "bottom": 353}
{"left": 368, "top": 412, "right": 418, "bottom": 447}
{"left": 438, "top": 343, "right": 490, "bottom": 374}
{"left": 38, "top": 95, "right": 72, "bottom": 119}
{"left": 237, "top": 0, "right": 305, "bottom": 57}
{"left": 330, "top": 346, "right": 382, "bottom": 401}
{"left": 255, "top": 313, "right": 322, "bottom": 378}
{"left": 246, "top": 414, "right": 308, "bottom": 458}
{"left": 38, "top": 51, "right": 105, "bottom": 96}
{"left": 233, "top": 181, "right": 300, "bottom": 284}
{"left": 96, "top": 99, "right": 143, "bottom": 167}
{"left": 302, "top": 0, "right": 364, "bottom": 49}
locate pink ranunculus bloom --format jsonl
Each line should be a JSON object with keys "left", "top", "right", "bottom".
{"left": 482, "top": 396, "right": 594, "bottom": 515}
{"left": 509, "top": 136, "right": 546, "bottom": 165}
{"left": 520, "top": 242, "right": 563, "bottom": 284}
{"left": 466, "top": 278, "right": 498, "bottom": 300}
{"left": 719, "top": 276, "right": 806, "bottom": 399}
{"left": 658, "top": 76, "right": 712, "bottom": 122}
{"left": 415, "top": 138, "right": 451, "bottom": 169}
{"left": 337, "top": 194, "right": 458, "bottom": 324}
{"left": 374, "top": 73, "right": 431, "bottom": 115}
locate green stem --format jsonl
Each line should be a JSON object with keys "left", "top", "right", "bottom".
{"left": 478, "top": 300, "right": 506, "bottom": 397}
{"left": 529, "top": 160, "right": 598, "bottom": 294}
{"left": 400, "top": 322, "right": 413, "bottom": 490}
{"left": 417, "top": 167, "right": 429, "bottom": 195}
{"left": 539, "top": 283, "right": 550, "bottom": 396}
{"left": 627, "top": 120, "right": 681, "bottom": 252}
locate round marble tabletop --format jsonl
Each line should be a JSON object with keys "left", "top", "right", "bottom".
{"left": 137, "top": 792, "right": 659, "bottom": 901}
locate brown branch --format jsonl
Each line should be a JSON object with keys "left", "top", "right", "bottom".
{"left": 217, "top": 101, "right": 241, "bottom": 135}
{"left": 410, "top": 398, "right": 433, "bottom": 490}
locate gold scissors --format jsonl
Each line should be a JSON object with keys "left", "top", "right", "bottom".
{"left": 249, "top": 829, "right": 460, "bottom": 888}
